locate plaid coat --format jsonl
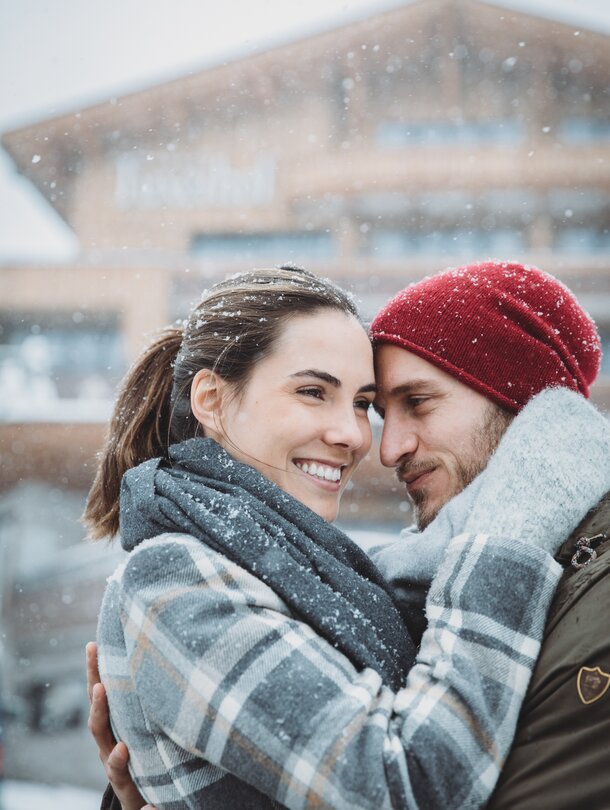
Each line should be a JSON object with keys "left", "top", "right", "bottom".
{"left": 98, "top": 529, "right": 560, "bottom": 810}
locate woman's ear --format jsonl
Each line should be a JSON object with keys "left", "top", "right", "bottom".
{"left": 190, "top": 369, "right": 226, "bottom": 436}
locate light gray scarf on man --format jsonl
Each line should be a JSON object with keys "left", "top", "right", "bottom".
{"left": 371, "top": 387, "right": 610, "bottom": 642}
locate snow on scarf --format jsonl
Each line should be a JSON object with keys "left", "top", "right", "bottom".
{"left": 119, "top": 437, "right": 416, "bottom": 691}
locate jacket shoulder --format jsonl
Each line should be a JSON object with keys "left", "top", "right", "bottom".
{"left": 488, "top": 493, "right": 610, "bottom": 810}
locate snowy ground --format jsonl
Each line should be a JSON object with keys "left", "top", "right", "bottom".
{"left": 2, "top": 780, "right": 100, "bottom": 810}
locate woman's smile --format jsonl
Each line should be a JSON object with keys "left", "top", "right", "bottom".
{"left": 293, "top": 458, "right": 345, "bottom": 485}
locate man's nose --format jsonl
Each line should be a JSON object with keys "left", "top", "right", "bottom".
{"left": 379, "top": 414, "right": 418, "bottom": 468}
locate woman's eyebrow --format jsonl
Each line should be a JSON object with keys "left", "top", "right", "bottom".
{"left": 290, "top": 370, "right": 377, "bottom": 394}
{"left": 290, "top": 369, "right": 341, "bottom": 386}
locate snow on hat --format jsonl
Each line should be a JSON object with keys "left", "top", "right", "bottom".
{"left": 370, "top": 261, "right": 601, "bottom": 412}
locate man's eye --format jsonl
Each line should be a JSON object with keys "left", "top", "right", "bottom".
{"left": 409, "top": 397, "right": 429, "bottom": 408}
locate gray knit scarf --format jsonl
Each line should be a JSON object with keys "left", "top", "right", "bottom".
{"left": 119, "top": 437, "right": 416, "bottom": 691}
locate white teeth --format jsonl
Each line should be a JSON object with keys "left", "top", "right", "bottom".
{"left": 295, "top": 461, "right": 342, "bottom": 482}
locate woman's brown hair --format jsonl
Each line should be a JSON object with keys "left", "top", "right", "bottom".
{"left": 84, "top": 266, "right": 360, "bottom": 539}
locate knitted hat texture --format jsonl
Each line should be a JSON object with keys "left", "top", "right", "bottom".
{"left": 370, "top": 261, "right": 601, "bottom": 412}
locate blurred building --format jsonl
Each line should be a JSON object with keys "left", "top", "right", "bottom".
{"left": 1, "top": 0, "right": 610, "bottom": 783}
{"left": 3, "top": 0, "right": 610, "bottom": 507}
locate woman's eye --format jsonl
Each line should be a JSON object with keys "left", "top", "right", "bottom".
{"left": 298, "top": 387, "right": 324, "bottom": 400}
{"left": 355, "top": 399, "right": 372, "bottom": 412}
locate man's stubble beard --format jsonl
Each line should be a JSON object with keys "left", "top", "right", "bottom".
{"left": 410, "top": 403, "right": 514, "bottom": 530}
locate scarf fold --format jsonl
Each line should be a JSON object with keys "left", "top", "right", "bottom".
{"left": 120, "top": 437, "right": 416, "bottom": 691}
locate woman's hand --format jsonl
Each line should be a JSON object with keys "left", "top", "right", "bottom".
{"left": 86, "top": 642, "right": 157, "bottom": 810}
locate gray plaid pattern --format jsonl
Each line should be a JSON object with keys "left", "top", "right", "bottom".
{"left": 98, "top": 531, "right": 560, "bottom": 809}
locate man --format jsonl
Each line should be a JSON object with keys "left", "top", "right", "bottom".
{"left": 369, "top": 260, "right": 610, "bottom": 809}
{"left": 88, "top": 260, "right": 610, "bottom": 809}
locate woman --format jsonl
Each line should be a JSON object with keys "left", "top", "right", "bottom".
{"left": 87, "top": 266, "right": 610, "bottom": 809}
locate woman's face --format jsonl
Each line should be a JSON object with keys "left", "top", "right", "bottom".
{"left": 212, "top": 310, "right": 375, "bottom": 521}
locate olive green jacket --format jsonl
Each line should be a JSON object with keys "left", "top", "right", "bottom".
{"left": 489, "top": 492, "right": 610, "bottom": 810}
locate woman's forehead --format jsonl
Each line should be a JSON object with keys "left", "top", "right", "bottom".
{"left": 259, "top": 311, "right": 374, "bottom": 380}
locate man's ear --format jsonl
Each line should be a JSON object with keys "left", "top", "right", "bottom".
{"left": 190, "top": 369, "right": 226, "bottom": 435}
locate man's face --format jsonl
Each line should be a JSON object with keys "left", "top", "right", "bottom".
{"left": 374, "top": 344, "right": 512, "bottom": 529}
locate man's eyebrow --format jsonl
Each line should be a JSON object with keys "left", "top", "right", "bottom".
{"left": 291, "top": 369, "right": 377, "bottom": 394}
{"left": 383, "top": 379, "right": 440, "bottom": 396}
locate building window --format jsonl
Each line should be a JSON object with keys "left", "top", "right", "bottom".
{"left": 366, "top": 227, "right": 525, "bottom": 259}
{"left": 558, "top": 118, "right": 610, "bottom": 144}
{"left": 190, "top": 231, "right": 336, "bottom": 262}
{"left": 375, "top": 119, "right": 525, "bottom": 148}
{"left": 0, "top": 312, "right": 125, "bottom": 415}
{"left": 554, "top": 228, "right": 610, "bottom": 255}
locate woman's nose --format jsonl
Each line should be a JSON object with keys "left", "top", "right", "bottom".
{"left": 325, "top": 405, "right": 368, "bottom": 451}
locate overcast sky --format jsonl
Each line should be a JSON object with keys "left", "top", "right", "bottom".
{"left": 1, "top": 0, "right": 609, "bottom": 260}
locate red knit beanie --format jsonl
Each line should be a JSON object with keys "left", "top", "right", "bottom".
{"left": 370, "top": 261, "right": 601, "bottom": 412}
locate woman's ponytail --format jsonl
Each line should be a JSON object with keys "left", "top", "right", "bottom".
{"left": 83, "top": 326, "right": 183, "bottom": 540}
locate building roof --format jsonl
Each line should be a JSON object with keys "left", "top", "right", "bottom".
{"left": 3, "top": 0, "right": 609, "bottom": 226}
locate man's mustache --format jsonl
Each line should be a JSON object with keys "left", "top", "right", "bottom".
{"left": 395, "top": 458, "right": 438, "bottom": 483}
